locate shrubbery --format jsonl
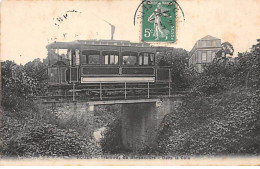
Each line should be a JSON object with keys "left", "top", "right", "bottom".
{"left": 0, "top": 116, "right": 100, "bottom": 158}
{"left": 155, "top": 88, "right": 260, "bottom": 156}
{"left": 192, "top": 63, "right": 235, "bottom": 95}
{"left": 0, "top": 101, "right": 102, "bottom": 158}
{"left": 0, "top": 59, "right": 101, "bottom": 158}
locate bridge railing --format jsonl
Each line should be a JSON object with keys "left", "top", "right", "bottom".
{"left": 38, "top": 81, "right": 186, "bottom": 102}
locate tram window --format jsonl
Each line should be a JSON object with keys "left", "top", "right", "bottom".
{"left": 104, "top": 55, "right": 119, "bottom": 65}
{"left": 68, "top": 50, "right": 72, "bottom": 65}
{"left": 123, "top": 56, "right": 137, "bottom": 65}
{"left": 114, "top": 55, "right": 118, "bottom": 64}
{"left": 88, "top": 55, "right": 100, "bottom": 64}
{"left": 139, "top": 53, "right": 155, "bottom": 66}
{"left": 122, "top": 52, "right": 138, "bottom": 65}
{"left": 110, "top": 55, "right": 115, "bottom": 64}
{"left": 75, "top": 49, "right": 80, "bottom": 65}
{"left": 81, "top": 55, "right": 87, "bottom": 64}
{"left": 72, "top": 54, "right": 76, "bottom": 66}
{"left": 105, "top": 55, "right": 109, "bottom": 64}
{"left": 53, "top": 49, "right": 71, "bottom": 66}
{"left": 103, "top": 51, "right": 119, "bottom": 65}
{"left": 71, "top": 49, "right": 79, "bottom": 66}
{"left": 144, "top": 53, "right": 149, "bottom": 65}
{"left": 55, "top": 49, "right": 68, "bottom": 59}
{"left": 150, "top": 54, "right": 155, "bottom": 65}
{"left": 82, "top": 50, "right": 100, "bottom": 65}
{"left": 139, "top": 56, "right": 143, "bottom": 65}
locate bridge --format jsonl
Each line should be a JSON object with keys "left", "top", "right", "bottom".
{"left": 40, "top": 92, "right": 185, "bottom": 151}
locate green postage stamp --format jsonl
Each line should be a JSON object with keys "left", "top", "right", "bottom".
{"left": 141, "top": 0, "right": 176, "bottom": 43}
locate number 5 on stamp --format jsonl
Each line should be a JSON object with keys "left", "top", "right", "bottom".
{"left": 142, "top": 0, "right": 176, "bottom": 43}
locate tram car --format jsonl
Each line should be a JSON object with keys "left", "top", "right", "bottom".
{"left": 45, "top": 40, "right": 173, "bottom": 101}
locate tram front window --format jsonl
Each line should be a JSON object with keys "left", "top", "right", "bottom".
{"left": 49, "top": 48, "right": 70, "bottom": 66}
{"left": 55, "top": 49, "right": 68, "bottom": 59}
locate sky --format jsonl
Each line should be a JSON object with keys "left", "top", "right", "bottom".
{"left": 1, "top": 0, "right": 260, "bottom": 65}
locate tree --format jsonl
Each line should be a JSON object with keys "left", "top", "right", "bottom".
{"left": 156, "top": 48, "right": 196, "bottom": 90}
{"left": 236, "top": 39, "right": 260, "bottom": 88}
{"left": 24, "top": 58, "right": 47, "bottom": 81}
{"left": 193, "top": 42, "right": 235, "bottom": 95}
{"left": 24, "top": 58, "right": 48, "bottom": 94}
{"left": 171, "top": 48, "right": 195, "bottom": 90}
{"left": 214, "top": 42, "right": 234, "bottom": 65}
{"left": 1, "top": 59, "right": 47, "bottom": 110}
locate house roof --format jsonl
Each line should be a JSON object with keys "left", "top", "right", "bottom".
{"left": 200, "top": 35, "right": 220, "bottom": 40}
{"left": 189, "top": 35, "right": 222, "bottom": 56}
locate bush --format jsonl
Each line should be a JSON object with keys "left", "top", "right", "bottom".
{"left": 191, "top": 61, "right": 236, "bottom": 95}
{"left": 155, "top": 89, "right": 260, "bottom": 156}
{"left": 1, "top": 61, "right": 41, "bottom": 111}
{"left": 0, "top": 115, "right": 101, "bottom": 158}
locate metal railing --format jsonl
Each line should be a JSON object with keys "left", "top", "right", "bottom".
{"left": 38, "top": 68, "right": 180, "bottom": 102}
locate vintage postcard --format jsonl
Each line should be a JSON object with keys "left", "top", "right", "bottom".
{"left": 0, "top": 0, "right": 260, "bottom": 166}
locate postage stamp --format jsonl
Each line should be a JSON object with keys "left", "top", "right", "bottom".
{"left": 141, "top": 0, "right": 176, "bottom": 43}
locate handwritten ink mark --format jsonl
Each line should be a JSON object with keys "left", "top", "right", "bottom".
{"left": 53, "top": 10, "right": 82, "bottom": 28}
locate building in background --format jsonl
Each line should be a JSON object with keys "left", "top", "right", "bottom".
{"left": 189, "top": 35, "right": 222, "bottom": 72}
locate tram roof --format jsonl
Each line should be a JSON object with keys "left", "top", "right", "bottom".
{"left": 46, "top": 40, "right": 152, "bottom": 49}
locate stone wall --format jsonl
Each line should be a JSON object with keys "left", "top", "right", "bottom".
{"left": 42, "top": 102, "right": 94, "bottom": 139}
